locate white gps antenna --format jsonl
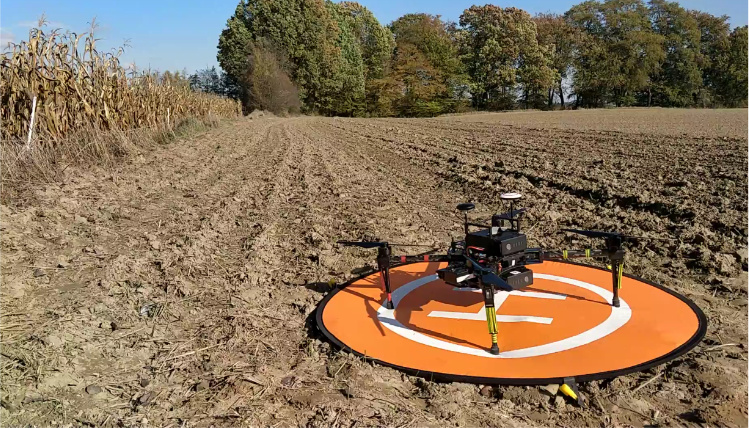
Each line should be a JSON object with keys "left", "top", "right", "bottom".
{"left": 500, "top": 192, "right": 522, "bottom": 201}
{"left": 497, "top": 192, "right": 523, "bottom": 232}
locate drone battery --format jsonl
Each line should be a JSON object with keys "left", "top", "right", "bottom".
{"left": 503, "top": 266, "right": 533, "bottom": 289}
{"left": 500, "top": 252, "right": 525, "bottom": 270}
{"left": 498, "top": 232, "right": 527, "bottom": 256}
{"left": 437, "top": 265, "right": 473, "bottom": 287}
{"left": 465, "top": 230, "right": 527, "bottom": 256}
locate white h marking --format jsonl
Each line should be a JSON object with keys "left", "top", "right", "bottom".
{"left": 377, "top": 273, "right": 632, "bottom": 358}
{"left": 427, "top": 289, "right": 567, "bottom": 324}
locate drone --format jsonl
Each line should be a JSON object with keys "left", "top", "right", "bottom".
{"left": 338, "top": 192, "right": 636, "bottom": 356}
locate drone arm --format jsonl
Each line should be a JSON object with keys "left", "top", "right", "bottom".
{"left": 522, "top": 248, "right": 605, "bottom": 264}
{"left": 389, "top": 254, "right": 451, "bottom": 265}
{"left": 532, "top": 248, "right": 624, "bottom": 308}
{"left": 542, "top": 249, "right": 606, "bottom": 261}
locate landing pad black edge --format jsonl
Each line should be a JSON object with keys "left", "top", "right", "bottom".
{"left": 314, "top": 260, "right": 708, "bottom": 386}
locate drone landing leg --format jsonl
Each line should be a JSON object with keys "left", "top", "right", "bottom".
{"left": 377, "top": 247, "right": 394, "bottom": 310}
{"left": 480, "top": 277, "right": 499, "bottom": 355}
{"left": 381, "top": 266, "right": 393, "bottom": 310}
{"left": 610, "top": 259, "right": 623, "bottom": 308}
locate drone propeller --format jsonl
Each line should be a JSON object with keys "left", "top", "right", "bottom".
{"left": 337, "top": 240, "right": 434, "bottom": 248}
{"left": 337, "top": 241, "right": 387, "bottom": 248}
{"left": 562, "top": 229, "right": 625, "bottom": 238}
{"left": 561, "top": 228, "right": 625, "bottom": 239}
{"left": 560, "top": 228, "right": 673, "bottom": 243}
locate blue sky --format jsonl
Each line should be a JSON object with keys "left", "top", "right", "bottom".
{"left": 2, "top": 0, "right": 746, "bottom": 74}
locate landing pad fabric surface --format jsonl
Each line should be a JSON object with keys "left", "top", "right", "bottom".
{"left": 316, "top": 261, "right": 706, "bottom": 384}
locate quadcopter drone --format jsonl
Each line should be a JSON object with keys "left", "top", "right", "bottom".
{"left": 339, "top": 192, "right": 635, "bottom": 355}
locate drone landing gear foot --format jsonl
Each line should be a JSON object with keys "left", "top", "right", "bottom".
{"left": 489, "top": 337, "right": 499, "bottom": 355}
{"left": 611, "top": 259, "right": 624, "bottom": 308}
{"left": 377, "top": 248, "right": 394, "bottom": 310}
{"left": 386, "top": 294, "right": 394, "bottom": 310}
{"left": 485, "top": 307, "right": 499, "bottom": 355}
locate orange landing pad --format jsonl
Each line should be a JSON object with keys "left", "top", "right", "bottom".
{"left": 316, "top": 261, "right": 706, "bottom": 384}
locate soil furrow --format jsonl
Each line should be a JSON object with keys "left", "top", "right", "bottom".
{"left": 2, "top": 111, "right": 746, "bottom": 428}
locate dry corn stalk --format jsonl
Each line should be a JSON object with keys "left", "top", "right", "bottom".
{"left": 1, "top": 20, "right": 241, "bottom": 143}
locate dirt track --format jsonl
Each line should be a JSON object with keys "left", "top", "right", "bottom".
{"left": 2, "top": 110, "right": 747, "bottom": 427}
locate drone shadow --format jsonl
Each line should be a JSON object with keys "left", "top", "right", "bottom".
{"left": 339, "top": 285, "right": 387, "bottom": 336}
{"left": 522, "top": 286, "right": 612, "bottom": 307}
{"left": 317, "top": 263, "right": 615, "bottom": 352}
{"left": 337, "top": 267, "right": 491, "bottom": 349}
{"left": 380, "top": 312, "right": 488, "bottom": 349}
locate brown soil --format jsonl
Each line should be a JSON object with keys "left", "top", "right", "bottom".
{"left": 445, "top": 108, "right": 748, "bottom": 138}
{"left": 2, "top": 109, "right": 747, "bottom": 427}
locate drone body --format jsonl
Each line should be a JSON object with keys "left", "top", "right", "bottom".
{"left": 339, "top": 192, "right": 630, "bottom": 355}
{"left": 327, "top": 193, "right": 706, "bottom": 396}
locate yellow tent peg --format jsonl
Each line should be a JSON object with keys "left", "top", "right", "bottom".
{"left": 560, "top": 383, "right": 578, "bottom": 401}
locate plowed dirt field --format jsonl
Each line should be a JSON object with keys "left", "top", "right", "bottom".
{"left": 2, "top": 109, "right": 747, "bottom": 427}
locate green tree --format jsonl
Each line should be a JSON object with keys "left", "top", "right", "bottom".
{"left": 217, "top": 1, "right": 253, "bottom": 107}
{"left": 459, "top": 6, "right": 555, "bottom": 110}
{"left": 723, "top": 26, "right": 748, "bottom": 107}
{"left": 691, "top": 11, "right": 730, "bottom": 106}
{"left": 390, "top": 42, "right": 447, "bottom": 116}
{"left": 217, "top": 0, "right": 342, "bottom": 112}
{"left": 534, "top": 13, "right": 580, "bottom": 108}
{"left": 518, "top": 43, "right": 557, "bottom": 109}
{"left": 189, "top": 66, "right": 224, "bottom": 95}
{"left": 337, "top": 2, "right": 394, "bottom": 80}
{"left": 336, "top": 2, "right": 394, "bottom": 114}
{"left": 247, "top": 0, "right": 340, "bottom": 111}
{"left": 647, "top": 0, "right": 702, "bottom": 106}
{"left": 566, "top": 0, "right": 665, "bottom": 107}
{"left": 321, "top": 1, "right": 366, "bottom": 116}
{"left": 389, "top": 14, "right": 465, "bottom": 114}
{"left": 693, "top": 12, "right": 747, "bottom": 107}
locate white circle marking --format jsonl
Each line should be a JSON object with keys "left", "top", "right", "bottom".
{"left": 376, "top": 273, "right": 631, "bottom": 358}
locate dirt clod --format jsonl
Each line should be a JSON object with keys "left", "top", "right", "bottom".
{"left": 479, "top": 385, "right": 493, "bottom": 397}
{"left": 45, "top": 334, "right": 64, "bottom": 348}
{"left": 554, "top": 396, "right": 566, "bottom": 410}
{"left": 85, "top": 385, "right": 102, "bottom": 395}
{"left": 138, "top": 391, "right": 155, "bottom": 406}
{"left": 138, "top": 303, "right": 158, "bottom": 318}
{"left": 281, "top": 376, "right": 297, "bottom": 387}
{"left": 541, "top": 384, "right": 559, "bottom": 396}
{"left": 194, "top": 380, "right": 209, "bottom": 392}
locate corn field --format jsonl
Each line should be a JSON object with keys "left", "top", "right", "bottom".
{"left": 1, "top": 22, "right": 241, "bottom": 142}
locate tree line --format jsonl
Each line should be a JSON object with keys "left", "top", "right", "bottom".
{"left": 202, "top": 0, "right": 748, "bottom": 116}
